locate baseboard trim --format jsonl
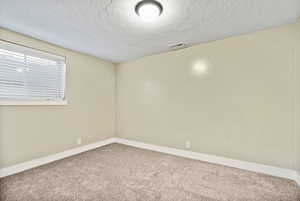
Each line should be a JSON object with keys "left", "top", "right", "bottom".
{"left": 0, "top": 138, "right": 116, "bottom": 178}
{"left": 296, "top": 172, "right": 300, "bottom": 186}
{"left": 114, "top": 138, "right": 300, "bottom": 186}
{"left": 1, "top": 137, "right": 299, "bottom": 186}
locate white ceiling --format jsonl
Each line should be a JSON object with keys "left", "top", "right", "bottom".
{"left": 0, "top": 0, "right": 299, "bottom": 63}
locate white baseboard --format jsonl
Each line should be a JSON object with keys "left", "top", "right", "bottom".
{"left": 0, "top": 138, "right": 116, "bottom": 178}
{"left": 296, "top": 172, "right": 300, "bottom": 186}
{"left": 1, "top": 137, "right": 299, "bottom": 186}
{"left": 114, "top": 138, "right": 300, "bottom": 186}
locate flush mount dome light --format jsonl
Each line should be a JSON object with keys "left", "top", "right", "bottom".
{"left": 135, "top": 0, "right": 163, "bottom": 22}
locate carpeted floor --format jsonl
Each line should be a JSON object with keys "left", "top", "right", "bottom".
{"left": 0, "top": 144, "right": 299, "bottom": 201}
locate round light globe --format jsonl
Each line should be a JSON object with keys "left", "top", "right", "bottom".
{"left": 135, "top": 0, "right": 163, "bottom": 22}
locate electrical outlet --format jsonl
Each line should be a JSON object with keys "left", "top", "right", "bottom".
{"left": 185, "top": 141, "right": 191, "bottom": 149}
{"left": 76, "top": 137, "right": 82, "bottom": 145}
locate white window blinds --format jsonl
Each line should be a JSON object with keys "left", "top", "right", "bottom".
{"left": 0, "top": 40, "right": 66, "bottom": 101}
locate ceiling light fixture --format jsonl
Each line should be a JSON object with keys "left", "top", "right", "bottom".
{"left": 135, "top": 0, "right": 163, "bottom": 22}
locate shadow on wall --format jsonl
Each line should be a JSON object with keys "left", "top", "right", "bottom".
{"left": 0, "top": 108, "right": 3, "bottom": 167}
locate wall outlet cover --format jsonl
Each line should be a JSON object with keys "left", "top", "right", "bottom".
{"left": 185, "top": 141, "right": 191, "bottom": 149}
{"left": 76, "top": 138, "right": 82, "bottom": 145}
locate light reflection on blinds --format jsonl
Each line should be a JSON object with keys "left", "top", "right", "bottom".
{"left": 0, "top": 40, "right": 66, "bottom": 101}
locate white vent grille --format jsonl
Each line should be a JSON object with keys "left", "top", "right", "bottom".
{"left": 169, "top": 43, "right": 187, "bottom": 50}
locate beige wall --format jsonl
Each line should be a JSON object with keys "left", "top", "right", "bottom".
{"left": 116, "top": 21, "right": 300, "bottom": 170}
{"left": 295, "top": 21, "right": 300, "bottom": 173}
{"left": 1, "top": 22, "right": 300, "bottom": 172}
{"left": 0, "top": 29, "right": 115, "bottom": 168}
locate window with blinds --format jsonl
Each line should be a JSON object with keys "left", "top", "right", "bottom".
{"left": 0, "top": 40, "right": 66, "bottom": 102}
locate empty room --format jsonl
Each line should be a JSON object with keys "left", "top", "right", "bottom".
{"left": 0, "top": 0, "right": 300, "bottom": 201}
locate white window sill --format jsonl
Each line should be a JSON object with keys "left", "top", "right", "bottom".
{"left": 0, "top": 100, "right": 68, "bottom": 106}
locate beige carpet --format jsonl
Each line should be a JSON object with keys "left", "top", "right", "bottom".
{"left": 0, "top": 143, "right": 299, "bottom": 201}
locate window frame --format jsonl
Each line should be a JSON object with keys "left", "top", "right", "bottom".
{"left": 0, "top": 39, "right": 68, "bottom": 106}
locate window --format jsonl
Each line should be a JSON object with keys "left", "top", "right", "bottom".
{"left": 0, "top": 40, "right": 66, "bottom": 105}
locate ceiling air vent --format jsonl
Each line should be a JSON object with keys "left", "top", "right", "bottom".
{"left": 169, "top": 43, "right": 187, "bottom": 51}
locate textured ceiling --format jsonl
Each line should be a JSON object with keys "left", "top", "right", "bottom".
{"left": 0, "top": 0, "right": 299, "bottom": 62}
